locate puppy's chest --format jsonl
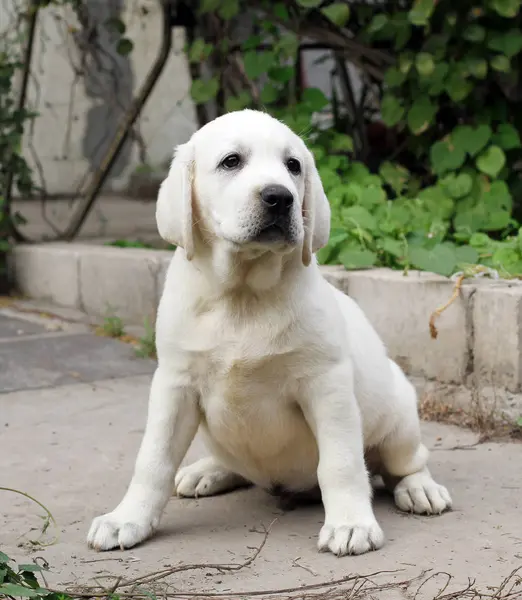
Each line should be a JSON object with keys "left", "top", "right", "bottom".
{"left": 182, "top": 307, "right": 307, "bottom": 392}
{"left": 186, "top": 316, "right": 305, "bottom": 433}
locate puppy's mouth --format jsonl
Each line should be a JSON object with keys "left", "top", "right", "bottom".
{"left": 253, "top": 217, "right": 293, "bottom": 244}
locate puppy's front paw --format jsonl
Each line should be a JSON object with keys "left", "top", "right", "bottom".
{"left": 394, "top": 472, "right": 452, "bottom": 515}
{"left": 318, "top": 519, "right": 385, "bottom": 556}
{"left": 87, "top": 510, "right": 159, "bottom": 551}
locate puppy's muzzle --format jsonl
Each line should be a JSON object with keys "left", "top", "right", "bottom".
{"left": 254, "top": 184, "right": 295, "bottom": 243}
{"left": 261, "top": 184, "right": 294, "bottom": 216}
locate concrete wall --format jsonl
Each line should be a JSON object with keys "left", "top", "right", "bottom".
{"left": 1, "top": 1, "right": 364, "bottom": 196}
{"left": 1, "top": 0, "right": 197, "bottom": 195}
{"left": 11, "top": 244, "right": 522, "bottom": 419}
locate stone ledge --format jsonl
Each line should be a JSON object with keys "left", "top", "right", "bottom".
{"left": 9, "top": 243, "right": 522, "bottom": 407}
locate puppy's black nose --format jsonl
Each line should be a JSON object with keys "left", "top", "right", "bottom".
{"left": 260, "top": 184, "right": 294, "bottom": 216}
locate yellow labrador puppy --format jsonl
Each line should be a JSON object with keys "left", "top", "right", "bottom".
{"left": 87, "top": 109, "right": 451, "bottom": 556}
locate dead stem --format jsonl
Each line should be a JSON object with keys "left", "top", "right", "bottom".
{"left": 429, "top": 274, "right": 465, "bottom": 339}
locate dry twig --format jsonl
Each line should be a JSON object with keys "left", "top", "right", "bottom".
{"left": 429, "top": 274, "right": 465, "bottom": 339}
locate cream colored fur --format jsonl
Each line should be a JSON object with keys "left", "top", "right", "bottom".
{"left": 87, "top": 109, "right": 451, "bottom": 556}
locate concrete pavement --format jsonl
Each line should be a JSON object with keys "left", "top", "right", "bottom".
{"left": 1, "top": 307, "right": 521, "bottom": 598}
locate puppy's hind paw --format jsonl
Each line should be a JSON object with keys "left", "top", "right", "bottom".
{"left": 394, "top": 472, "right": 452, "bottom": 515}
{"left": 175, "top": 457, "right": 247, "bottom": 498}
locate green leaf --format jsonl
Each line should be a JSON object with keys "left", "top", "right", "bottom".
{"left": 455, "top": 245, "right": 479, "bottom": 265}
{"left": 381, "top": 94, "right": 404, "bottom": 127}
{"left": 426, "top": 62, "right": 449, "bottom": 95}
{"left": 339, "top": 248, "right": 377, "bottom": 270}
{"left": 415, "top": 52, "right": 435, "bottom": 76}
{"left": 225, "top": 91, "right": 251, "bottom": 112}
{"left": 367, "top": 14, "right": 388, "bottom": 34}
{"left": 0, "top": 552, "right": 10, "bottom": 563}
{"left": 276, "top": 33, "right": 299, "bottom": 57}
{"left": 331, "top": 134, "right": 354, "bottom": 152}
{"left": 200, "top": 0, "right": 220, "bottom": 13}
{"left": 395, "top": 18, "right": 413, "bottom": 50}
{"left": 18, "top": 564, "right": 47, "bottom": 572}
{"left": 218, "top": 0, "right": 239, "bottom": 19}
{"left": 463, "top": 24, "right": 485, "bottom": 42}
{"left": 441, "top": 173, "right": 473, "bottom": 199}
{"left": 493, "top": 123, "right": 521, "bottom": 150}
{"left": 408, "top": 0, "right": 436, "bottom": 25}
{"left": 380, "top": 237, "right": 406, "bottom": 258}
{"left": 379, "top": 161, "right": 410, "bottom": 195}
{"left": 321, "top": 3, "right": 350, "bottom": 26}
{"left": 0, "top": 584, "right": 40, "bottom": 597}
{"left": 470, "top": 232, "right": 495, "bottom": 251}
{"left": 190, "top": 77, "right": 219, "bottom": 104}
{"left": 430, "top": 140, "right": 466, "bottom": 175}
{"left": 409, "top": 244, "right": 456, "bottom": 276}
{"left": 445, "top": 72, "right": 473, "bottom": 102}
{"left": 384, "top": 67, "right": 407, "bottom": 88}
{"left": 492, "top": 246, "right": 522, "bottom": 276}
{"left": 407, "top": 96, "right": 437, "bottom": 134}
{"left": 361, "top": 185, "right": 386, "bottom": 207}
{"left": 399, "top": 53, "right": 414, "bottom": 74}
{"left": 269, "top": 66, "right": 294, "bottom": 83}
{"left": 116, "top": 38, "right": 133, "bottom": 56}
{"left": 488, "top": 30, "right": 522, "bottom": 57}
{"left": 189, "top": 38, "right": 212, "bottom": 63}
{"left": 453, "top": 125, "right": 492, "bottom": 157}
{"left": 329, "top": 230, "right": 349, "bottom": 247}
{"left": 342, "top": 206, "right": 377, "bottom": 231}
{"left": 476, "top": 146, "right": 506, "bottom": 178}
{"left": 302, "top": 87, "right": 329, "bottom": 111}
{"left": 296, "top": 0, "right": 322, "bottom": 7}
{"left": 260, "top": 84, "right": 279, "bottom": 104}
{"left": 466, "top": 57, "right": 488, "bottom": 79}
{"left": 490, "top": 55, "right": 511, "bottom": 72}
{"left": 243, "top": 51, "right": 275, "bottom": 79}
{"left": 486, "top": 210, "right": 511, "bottom": 230}
{"left": 490, "top": 0, "right": 521, "bottom": 18}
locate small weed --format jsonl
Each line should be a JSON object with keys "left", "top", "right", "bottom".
{"left": 106, "top": 238, "right": 176, "bottom": 251}
{"left": 107, "top": 238, "right": 155, "bottom": 249}
{"left": 0, "top": 552, "right": 54, "bottom": 599}
{"left": 135, "top": 317, "right": 156, "bottom": 359}
{"left": 0, "top": 487, "right": 57, "bottom": 548}
{"left": 96, "top": 308, "right": 126, "bottom": 338}
{"left": 420, "top": 391, "right": 522, "bottom": 442}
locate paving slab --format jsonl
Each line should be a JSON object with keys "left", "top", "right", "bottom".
{"left": 2, "top": 374, "right": 521, "bottom": 598}
{"left": 1, "top": 308, "right": 521, "bottom": 598}
{"left": 0, "top": 309, "right": 155, "bottom": 394}
{"left": 0, "top": 313, "right": 50, "bottom": 338}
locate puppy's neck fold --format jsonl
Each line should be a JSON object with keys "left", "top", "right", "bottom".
{"left": 191, "top": 242, "right": 301, "bottom": 297}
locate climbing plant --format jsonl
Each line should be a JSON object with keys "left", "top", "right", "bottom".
{"left": 0, "top": 0, "right": 144, "bottom": 292}
{"left": 186, "top": 0, "right": 522, "bottom": 277}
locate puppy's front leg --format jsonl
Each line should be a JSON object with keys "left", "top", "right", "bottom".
{"left": 299, "top": 362, "right": 384, "bottom": 556}
{"left": 87, "top": 367, "right": 199, "bottom": 551}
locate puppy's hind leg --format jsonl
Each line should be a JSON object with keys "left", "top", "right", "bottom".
{"left": 379, "top": 361, "right": 452, "bottom": 515}
{"left": 175, "top": 456, "right": 249, "bottom": 498}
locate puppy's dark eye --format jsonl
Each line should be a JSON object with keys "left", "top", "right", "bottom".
{"left": 221, "top": 153, "right": 242, "bottom": 169}
{"left": 286, "top": 158, "right": 301, "bottom": 175}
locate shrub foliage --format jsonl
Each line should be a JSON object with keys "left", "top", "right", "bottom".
{"left": 188, "top": 0, "right": 522, "bottom": 277}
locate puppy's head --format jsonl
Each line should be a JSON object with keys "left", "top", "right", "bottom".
{"left": 156, "top": 109, "right": 330, "bottom": 265}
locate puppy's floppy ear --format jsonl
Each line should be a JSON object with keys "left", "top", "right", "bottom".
{"left": 156, "top": 140, "right": 195, "bottom": 261}
{"left": 302, "top": 148, "right": 331, "bottom": 267}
